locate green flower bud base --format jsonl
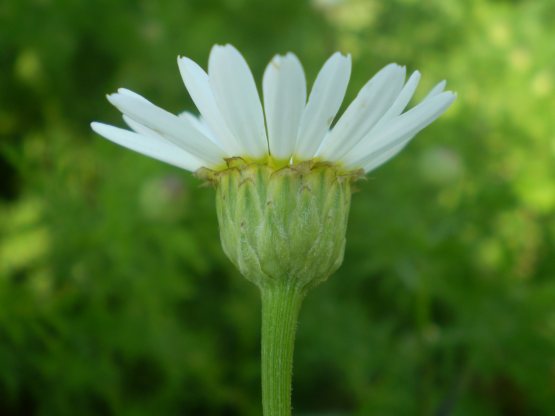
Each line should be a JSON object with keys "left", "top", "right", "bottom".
{"left": 198, "top": 158, "right": 361, "bottom": 415}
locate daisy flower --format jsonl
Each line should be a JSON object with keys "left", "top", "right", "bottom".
{"left": 91, "top": 44, "right": 455, "bottom": 174}
{"left": 91, "top": 44, "right": 457, "bottom": 416}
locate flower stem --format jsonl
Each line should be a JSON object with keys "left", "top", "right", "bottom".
{"left": 260, "top": 283, "right": 305, "bottom": 416}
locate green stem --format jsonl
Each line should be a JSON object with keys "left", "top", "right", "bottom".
{"left": 260, "top": 283, "right": 305, "bottom": 416}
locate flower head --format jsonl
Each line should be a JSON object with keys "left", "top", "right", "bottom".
{"left": 92, "top": 44, "right": 456, "bottom": 288}
{"left": 91, "top": 44, "right": 455, "bottom": 174}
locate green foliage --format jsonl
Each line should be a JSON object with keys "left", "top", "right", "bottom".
{"left": 1, "top": 0, "right": 554, "bottom": 414}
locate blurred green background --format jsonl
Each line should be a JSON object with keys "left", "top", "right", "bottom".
{"left": 1, "top": 0, "right": 555, "bottom": 414}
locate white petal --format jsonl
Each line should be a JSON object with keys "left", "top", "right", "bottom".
{"left": 116, "top": 88, "right": 151, "bottom": 103}
{"left": 295, "top": 52, "right": 351, "bottom": 159}
{"left": 371, "top": 70, "right": 422, "bottom": 131}
{"left": 363, "top": 138, "right": 412, "bottom": 173}
{"left": 317, "top": 63, "right": 406, "bottom": 161}
{"left": 340, "top": 71, "right": 421, "bottom": 165}
{"left": 208, "top": 44, "right": 268, "bottom": 158}
{"left": 425, "top": 80, "right": 447, "bottom": 99}
{"left": 178, "top": 111, "right": 218, "bottom": 144}
{"left": 349, "top": 71, "right": 422, "bottom": 162}
{"left": 124, "top": 113, "right": 216, "bottom": 163}
{"left": 263, "top": 53, "right": 306, "bottom": 160}
{"left": 123, "top": 115, "right": 163, "bottom": 139}
{"left": 107, "top": 89, "right": 225, "bottom": 166}
{"left": 91, "top": 122, "right": 204, "bottom": 171}
{"left": 343, "top": 92, "right": 456, "bottom": 169}
{"left": 177, "top": 57, "right": 241, "bottom": 155}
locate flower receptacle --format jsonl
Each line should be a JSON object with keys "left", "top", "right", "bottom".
{"left": 202, "top": 159, "right": 360, "bottom": 291}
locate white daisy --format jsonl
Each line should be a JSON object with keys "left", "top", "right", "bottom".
{"left": 91, "top": 44, "right": 455, "bottom": 174}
